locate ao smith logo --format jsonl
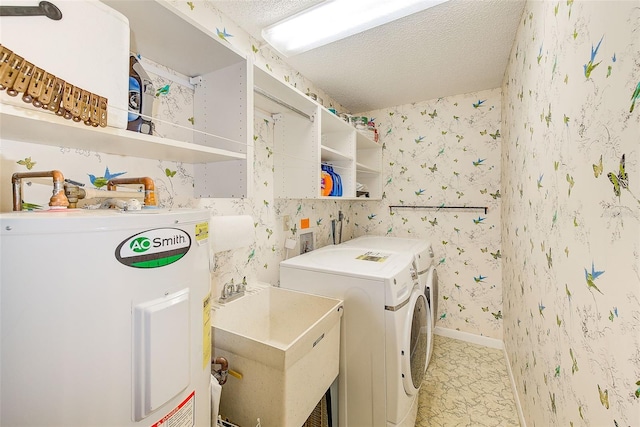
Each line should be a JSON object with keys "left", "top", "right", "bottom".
{"left": 116, "top": 228, "right": 191, "bottom": 268}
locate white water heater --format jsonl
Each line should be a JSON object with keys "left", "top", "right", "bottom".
{"left": 0, "top": 209, "right": 211, "bottom": 426}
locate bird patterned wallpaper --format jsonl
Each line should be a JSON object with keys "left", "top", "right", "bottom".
{"left": 2, "top": 1, "right": 639, "bottom": 424}
{"left": 352, "top": 88, "right": 504, "bottom": 340}
{"left": 501, "top": 1, "right": 639, "bottom": 426}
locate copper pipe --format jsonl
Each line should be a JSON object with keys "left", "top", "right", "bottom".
{"left": 106, "top": 177, "right": 156, "bottom": 207}
{"left": 212, "top": 356, "right": 229, "bottom": 385}
{"left": 12, "top": 170, "right": 69, "bottom": 211}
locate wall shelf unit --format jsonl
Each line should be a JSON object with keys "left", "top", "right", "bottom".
{"left": 253, "top": 66, "right": 382, "bottom": 200}
{"left": 103, "top": 0, "right": 251, "bottom": 198}
{"left": 1, "top": 0, "right": 251, "bottom": 199}
{"left": 0, "top": 104, "right": 245, "bottom": 164}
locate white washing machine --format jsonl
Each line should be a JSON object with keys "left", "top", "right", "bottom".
{"left": 280, "top": 246, "right": 427, "bottom": 427}
{"left": 340, "top": 236, "right": 438, "bottom": 367}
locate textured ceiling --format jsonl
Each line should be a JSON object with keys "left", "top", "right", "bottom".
{"left": 211, "top": 0, "right": 526, "bottom": 113}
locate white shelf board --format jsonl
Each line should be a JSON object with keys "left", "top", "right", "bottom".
{"left": 321, "top": 108, "right": 352, "bottom": 134}
{"left": 0, "top": 104, "right": 246, "bottom": 163}
{"left": 102, "top": 0, "right": 245, "bottom": 77}
{"left": 356, "top": 131, "right": 380, "bottom": 149}
{"left": 321, "top": 145, "right": 353, "bottom": 162}
{"left": 356, "top": 162, "right": 381, "bottom": 174}
{"left": 254, "top": 67, "right": 317, "bottom": 117}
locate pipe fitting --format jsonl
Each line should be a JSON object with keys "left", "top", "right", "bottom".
{"left": 12, "top": 170, "right": 69, "bottom": 211}
{"left": 212, "top": 356, "right": 229, "bottom": 385}
{"left": 106, "top": 177, "right": 157, "bottom": 207}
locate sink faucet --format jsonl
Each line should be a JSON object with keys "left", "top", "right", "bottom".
{"left": 218, "top": 277, "right": 247, "bottom": 304}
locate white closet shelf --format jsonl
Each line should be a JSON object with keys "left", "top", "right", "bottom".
{"left": 356, "top": 131, "right": 380, "bottom": 149}
{"left": 356, "top": 162, "right": 381, "bottom": 174}
{"left": 321, "top": 145, "right": 353, "bottom": 162}
{"left": 0, "top": 104, "right": 246, "bottom": 164}
{"left": 102, "top": 0, "right": 245, "bottom": 77}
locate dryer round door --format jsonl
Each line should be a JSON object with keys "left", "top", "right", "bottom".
{"left": 401, "top": 288, "right": 428, "bottom": 395}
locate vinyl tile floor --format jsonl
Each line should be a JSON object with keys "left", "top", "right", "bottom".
{"left": 415, "top": 334, "right": 521, "bottom": 427}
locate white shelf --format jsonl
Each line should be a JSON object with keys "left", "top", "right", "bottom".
{"left": 101, "top": 0, "right": 245, "bottom": 77}
{"left": 254, "top": 64, "right": 381, "bottom": 200}
{"left": 0, "top": 104, "right": 246, "bottom": 163}
{"left": 356, "top": 162, "right": 381, "bottom": 174}
{"left": 321, "top": 146, "right": 353, "bottom": 162}
{"left": 356, "top": 131, "right": 380, "bottom": 149}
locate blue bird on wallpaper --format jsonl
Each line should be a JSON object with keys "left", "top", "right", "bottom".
{"left": 473, "top": 216, "right": 485, "bottom": 224}
{"left": 585, "top": 261, "right": 605, "bottom": 294}
{"left": 217, "top": 27, "right": 233, "bottom": 42}
{"left": 538, "top": 302, "right": 546, "bottom": 316}
{"left": 472, "top": 99, "right": 486, "bottom": 108}
{"left": 537, "top": 173, "right": 544, "bottom": 189}
{"left": 88, "top": 166, "right": 126, "bottom": 188}
{"left": 473, "top": 158, "right": 486, "bottom": 167}
{"left": 415, "top": 189, "right": 425, "bottom": 196}
{"left": 367, "top": 213, "right": 377, "bottom": 220}
{"left": 474, "top": 275, "right": 487, "bottom": 283}
{"left": 583, "top": 35, "right": 604, "bottom": 79}
{"left": 630, "top": 81, "right": 640, "bottom": 113}
{"left": 415, "top": 136, "right": 425, "bottom": 144}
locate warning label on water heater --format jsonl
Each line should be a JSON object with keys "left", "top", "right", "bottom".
{"left": 151, "top": 391, "right": 195, "bottom": 427}
{"left": 115, "top": 228, "right": 191, "bottom": 268}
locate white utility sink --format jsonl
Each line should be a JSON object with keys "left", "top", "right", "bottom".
{"left": 212, "top": 284, "right": 343, "bottom": 427}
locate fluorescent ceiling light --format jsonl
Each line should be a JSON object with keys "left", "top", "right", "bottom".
{"left": 262, "top": 0, "right": 449, "bottom": 57}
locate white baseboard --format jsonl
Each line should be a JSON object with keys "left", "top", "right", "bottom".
{"left": 433, "top": 326, "right": 503, "bottom": 349}
{"left": 503, "top": 345, "right": 527, "bottom": 427}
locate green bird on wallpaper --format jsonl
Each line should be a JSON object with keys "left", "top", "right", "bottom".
{"left": 156, "top": 84, "right": 170, "bottom": 97}
{"left": 585, "top": 261, "right": 605, "bottom": 294}
{"left": 630, "top": 81, "right": 640, "bottom": 113}
{"left": 415, "top": 189, "right": 425, "bottom": 196}
{"left": 583, "top": 35, "right": 604, "bottom": 79}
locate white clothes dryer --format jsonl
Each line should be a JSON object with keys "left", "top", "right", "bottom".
{"left": 280, "top": 246, "right": 427, "bottom": 427}
{"left": 340, "top": 236, "right": 438, "bottom": 367}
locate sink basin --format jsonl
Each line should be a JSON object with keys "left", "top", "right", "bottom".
{"left": 212, "top": 284, "right": 343, "bottom": 427}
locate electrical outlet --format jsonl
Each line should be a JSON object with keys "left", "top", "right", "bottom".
{"left": 283, "top": 215, "right": 290, "bottom": 231}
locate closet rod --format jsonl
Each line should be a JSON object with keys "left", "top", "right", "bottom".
{"left": 388, "top": 205, "right": 488, "bottom": 214}
{"left": 254, "top": 87, "right": 313, "bottom": 122}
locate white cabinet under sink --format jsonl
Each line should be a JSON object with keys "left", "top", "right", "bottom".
{"left": 212, "top": 285, "right": 343, "bottom": 427}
